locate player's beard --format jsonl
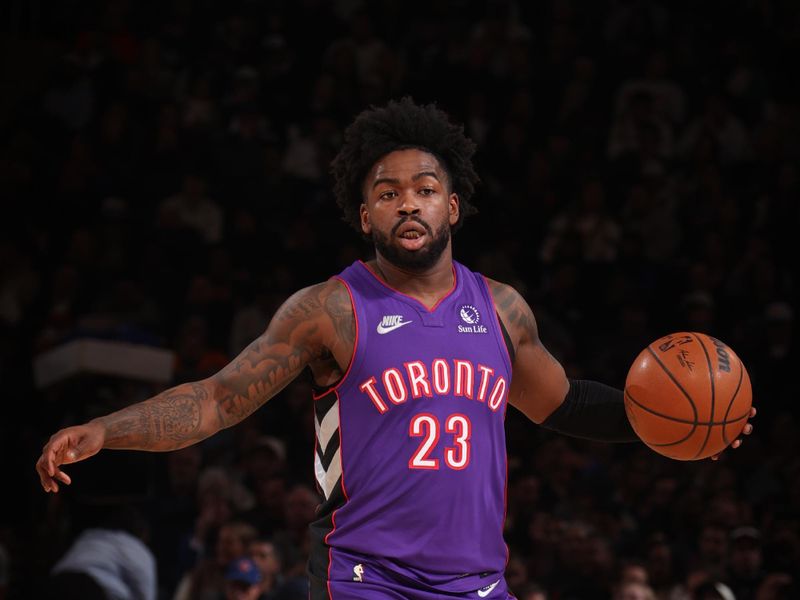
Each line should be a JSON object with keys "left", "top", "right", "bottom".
{"left": 372, "top": 217, "right": 451, "bottom": 272}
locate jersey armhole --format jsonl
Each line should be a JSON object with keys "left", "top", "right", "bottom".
{"left": 312, "top": 275, "right": 360, "bottom": 401}
{"left": 496, "top": 312, "right": 516, "bottom": 365}
{"left": 311, "top": 375, "right": 340, "bottom": 397}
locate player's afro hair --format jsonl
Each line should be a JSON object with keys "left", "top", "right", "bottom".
{"left": 331, "top": 97, "right": 479, "bottom": 233}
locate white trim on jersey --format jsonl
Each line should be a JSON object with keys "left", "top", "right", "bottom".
{"left": 316, "top": 399, "right": 340, "bottom": 453}
{"left": 314, "top": 398, "right": 342, "bottom": 500}
{"left": 315, "top": 448, "right": 342, "bottom": 501}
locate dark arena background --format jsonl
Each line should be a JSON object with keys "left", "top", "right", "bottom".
{"left": 1, "top": 1, "right": 798, "bottom": 599}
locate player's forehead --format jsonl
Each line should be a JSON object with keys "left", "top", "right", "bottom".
{"left": 366, "top": 148, "right": 446, "bottom": 185}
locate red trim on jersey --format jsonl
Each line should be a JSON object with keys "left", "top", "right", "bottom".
{"left": 313, "top": 277, "right": 359, "bottom": 401}
{"left": 357, "top": 260, "right": 458, "bottom": 313}
{"left": 324, "top": 390, "right": 348, "bottom": 599}
{"left": 502, "top": 447, "right": 510, "bottom": 576}
{"left": 326, "top": 510, "right": 335, "bottom": 600}
{"left": 482, "top": 275, "right": 515, "bottom": 420}
{"left": 482, "top": 275, "right": 514, "bottom": 371}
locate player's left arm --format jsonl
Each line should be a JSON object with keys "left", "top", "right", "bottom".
{"left": 487, "top": 278, "right": 638, "bottom": 442}
{"left": 487, "top": 278, "right": 755, "bottom": 450}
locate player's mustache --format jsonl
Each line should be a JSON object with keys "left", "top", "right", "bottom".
{"left": 391, "top": 216, "right": 433, "bottom": 237}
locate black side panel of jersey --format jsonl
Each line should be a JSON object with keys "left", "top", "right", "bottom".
{"left": 308, "top": 485, "right": 346, "bottom": 599}
{"left": 308, "top": 390, "right": 347, "bottom": 599}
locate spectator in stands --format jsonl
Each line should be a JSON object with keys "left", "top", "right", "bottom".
{"left": 247, "top": 536, "right": 282, "bottom": 599}
{"left": 223, "top": 556, "right": 262, "bottom": 600}
{"left": 173, "top": 520, "right": 257, "bottom": 600}
{"left": 43, "top": 503, "right": 156, "bottom": 600}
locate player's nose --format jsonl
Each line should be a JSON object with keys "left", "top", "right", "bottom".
{"left": 397, "top": 191, "right": 421, "bottom": 215}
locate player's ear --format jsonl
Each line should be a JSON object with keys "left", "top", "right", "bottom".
{"left": 448, "top": 193, "right": 459, "bottom": 226}
{"left": 360, "top": 203, "right": 371, "bottom": 234}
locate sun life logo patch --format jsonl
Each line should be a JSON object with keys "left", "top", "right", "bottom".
{"left": 459, "top": 305, "right": 480, "bottom": 324}
{"left": 458, "top": 304, "right": 487, "bottom": 334}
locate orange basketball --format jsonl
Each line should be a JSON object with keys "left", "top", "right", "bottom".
{"left": 624, "top": 332, "right": 752, "bottom": 460}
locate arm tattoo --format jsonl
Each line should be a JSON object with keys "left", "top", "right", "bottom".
{"left": 96, "top": 282, "right": 349, "bottom": 450}
{"left": 214, "top": 334, "right": 317, "bottom": 428}
{"left": 277, "top": 294, "right": 322, "bottom": 323}
{"left": 98, "top": 383, "right": 205, "bottom": 450}
{"left": 324, "top": 285, "right": 355, "bottom": 349}
{"left": 214, "top": 283, "right": 344, "bottom": 428}
{"left": 488, "top": 279, "right": 537, "bottom": 347}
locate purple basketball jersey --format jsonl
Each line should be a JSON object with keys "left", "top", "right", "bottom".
{"left": 309, "top": 260, "right": 513, "bottom": 597}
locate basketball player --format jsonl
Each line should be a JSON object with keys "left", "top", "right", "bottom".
{"left": 36, "top": 98, "right": 755, "bottom": 599}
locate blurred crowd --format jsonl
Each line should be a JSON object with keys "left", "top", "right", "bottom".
{"left": 1, "top": 0, "right": 799, "bottom": 599}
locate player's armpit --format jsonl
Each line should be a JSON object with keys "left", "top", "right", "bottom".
{"left": 485, "top": 278, "right": 570, "bottom": 423}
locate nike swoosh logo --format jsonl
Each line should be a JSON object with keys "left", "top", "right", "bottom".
{"left": 477, "top": 580, "right": 500, "bottom": 598}
{"left": 376, "top": 320, "right": 412, "bottom": 334}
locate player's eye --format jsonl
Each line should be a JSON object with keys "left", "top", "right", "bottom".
{"left": 419, "top": 188, "right": 434, "bottom": 195}
{"left": 379, "top": 190, "right": 397, "bottom": 200}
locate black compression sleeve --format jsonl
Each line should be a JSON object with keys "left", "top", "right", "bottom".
{"left": 540, "top": 379, "right": 639, "bottom": 442}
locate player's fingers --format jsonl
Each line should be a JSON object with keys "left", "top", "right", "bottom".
{"left": 711, "top": 432, "right": 747, "bottom": 461}
{"left": 54, "top": 469, "right": 72, "bottom": 485}
{"left": 40, "top": 435, "right": 75, "bottom": 483}
{"left": 743, "top": 424, "right": 753, "bottom": 435}
{"left": 36, "top": 458, "right": 53, "bottom": 492}
{"left": 39, "top": 470, "right": 71, "bottom": 493}
{"left": 37, "top": 451, "right": 53, "bottom": 479}
{"left": 36, "top": 457, "right": 65, "bottom": 492}
{"left": 749, "top": 406, "right": 757, "bottom": 418}
{"left": 48, "top": 436, "right": 85, "bottom": 468}
{"left": 43, "top": 446, "right": 56, "bottom": 477}
{"left": 43, "top": 437, "right": 70, "bottom": 476}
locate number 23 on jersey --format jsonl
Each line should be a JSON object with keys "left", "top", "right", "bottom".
{"left": 409, "top": 413, "right": 471, "bottom": 470}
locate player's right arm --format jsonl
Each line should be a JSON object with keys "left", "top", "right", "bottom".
{"left": 36, "top": 279, "right": 354, "bottom": 493}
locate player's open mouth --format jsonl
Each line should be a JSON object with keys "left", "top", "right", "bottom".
{"left": 396, "top": 223, "right": 427, "bottom": 250}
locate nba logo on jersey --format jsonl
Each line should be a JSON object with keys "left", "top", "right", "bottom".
{"left": 353, "top": 564, "right": 364, "bottom": 582}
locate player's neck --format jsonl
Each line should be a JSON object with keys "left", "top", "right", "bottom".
{"left": 371, "top": 250, "right": 455, "bottom": 308}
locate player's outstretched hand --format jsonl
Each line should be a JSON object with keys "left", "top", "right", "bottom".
{"left": 711, "top": 406, "right": 756, "bottom": 461}
{"left": 36, "top": 422, "right": 105, "bottom": 492}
